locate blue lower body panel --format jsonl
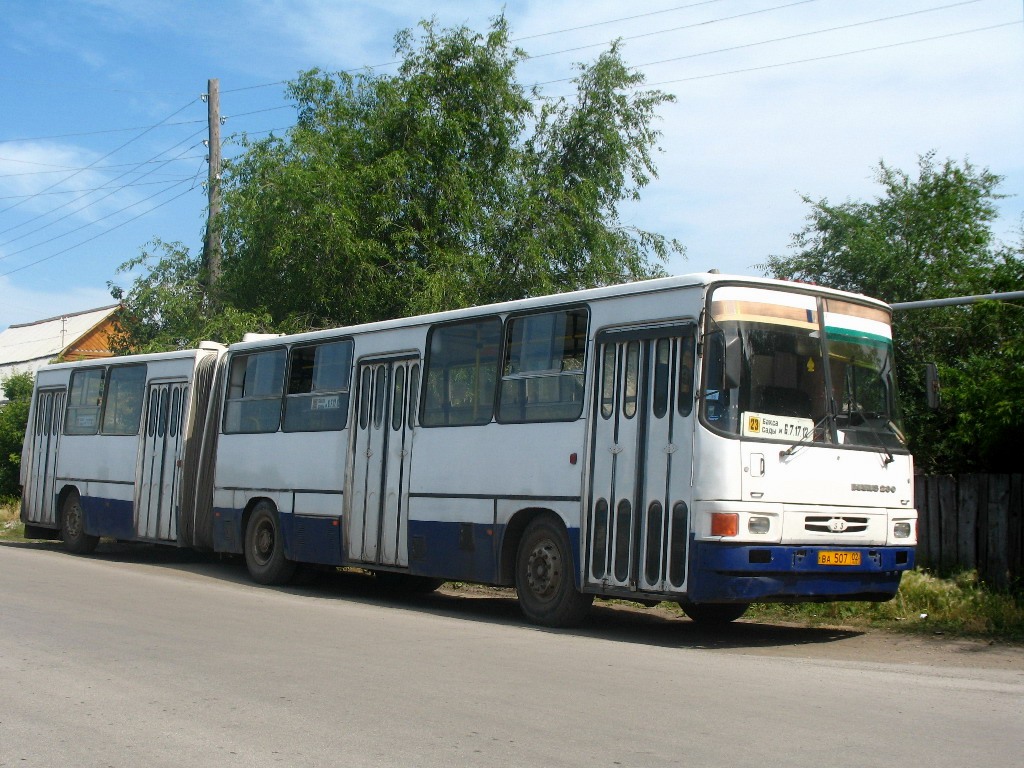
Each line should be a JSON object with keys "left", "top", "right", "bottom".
{"left": 408, "top": 520, "right": 500, "bottom": 583}
{"left": 80, "top": 495, "right": 135, "bottom": 540}
{"left": 686, "top": 542, "right": 916, "bottom": 603}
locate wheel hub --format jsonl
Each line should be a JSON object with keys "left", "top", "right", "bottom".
{"left": 526, "top": 540, "right": 561, "bottom": 599}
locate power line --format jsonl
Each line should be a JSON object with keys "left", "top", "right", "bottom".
{"left": 0, "top": 150, "right": 205, "bottom": 260}
{"left": 640, "top": 20, "right": 1022, "bottom": 87}
{"left": 535, "top": 0, "right": 989, "bottom": 84}
{"left": 0, "top": 156, "right": 207, "bottom": 179}
{"left": 0, "top": 98, "right": 198, "bottom": 218}
{"left": 0, "top": 177, "right": 196, "bottom": 201}
{"left": 0, "top": 126, "right": 208, "bottom": 242}
{"left": 528, "top": 0, "right": 822, "bottom": 60}
{"left": 0, "top": 179, "right": 200, "bottom": 278}
{"left": 511, "top": 0, "right": 730, "bottom": 41}
{"left": 0, "top": 119, "right": 206, "bottom": 145}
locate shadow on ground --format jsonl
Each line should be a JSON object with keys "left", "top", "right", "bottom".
{"left": 3, "top": 538, "right": 864, "bottom": 651}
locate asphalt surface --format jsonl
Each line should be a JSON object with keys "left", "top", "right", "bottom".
{"left": 1, "top": 541, "right": 1021, "bottom": 767}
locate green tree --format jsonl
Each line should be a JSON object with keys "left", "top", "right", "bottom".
{"left": 762, "top": 153, "right": 1024, "bottom": 472}
{"left": 109, "top": 239, "right": 273, "bottom": 353}
{"left": 215, "top": 17, "right": 678, "bottom": 331}
{"left": 0, "top": 372, "right": 33, "bottom": 498}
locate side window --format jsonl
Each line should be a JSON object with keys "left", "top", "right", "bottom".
{"left": 422, "top": 317, "right": 501, "bottom": 427}
{"left": 498, "top": 308, "right": 588, "bottom": 423}
{"left": 283, "top": 340, "right": 352, "bottom": 432}
{"left": 223, "top": 348, "right": 286, "bottom": 434}
{"left": 66, "top": 368, "right": 106, "bottom": 435}
{"left": 101, "top": 365, "right": 147, "bottom": 435}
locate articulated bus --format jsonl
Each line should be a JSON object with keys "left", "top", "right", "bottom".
{"left": 20, "top": 273, "right": 917, "bottom": 626}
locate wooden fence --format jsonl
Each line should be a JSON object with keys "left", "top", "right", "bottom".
{"left": 914, "top": 473, "right": 1023, "bottom": 590}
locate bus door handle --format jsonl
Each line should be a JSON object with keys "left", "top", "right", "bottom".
{"left": 751, "top": 453, "right": 765, "bottom": 477}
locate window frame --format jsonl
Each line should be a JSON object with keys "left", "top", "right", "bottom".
{"left": 99, "top": 363, "right": 148, "bottom": 436}
{"left": 281, "top": 338, "right": 354, "bottom": 433}
{"left": 222, "top": 347, "right": 288, "bottom": 435}
{"left": 65, "top": 367, "right": 107, "bottom": 436}
{"left": 420, "top": 315, "right": 503, "bottom": 428}
{"left": 496, "top": 305, "right": 590, "bottom": 424}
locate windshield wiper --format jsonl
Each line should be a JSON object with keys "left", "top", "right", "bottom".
{"left": 846, "top": 404, "right": 896, "bottom": 466}
{"left": 779, "top": 413, "right": 831, "bottom": 461}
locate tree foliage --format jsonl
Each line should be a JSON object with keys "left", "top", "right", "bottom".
{"left": 0, "top": 372, "right": 33, "bottom": 498}
{"left": 762, "top": 153, "right": 1024, "bottom": 473}
{"left": 214, "top": 18, "right": 678, "bottom": 331}
{"left": 108, "top": 239, "right": 272, "bottom": 354}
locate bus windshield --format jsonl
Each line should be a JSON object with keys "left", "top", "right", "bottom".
{"left": 702, "top": 286, "right": 906, "bottom": 451}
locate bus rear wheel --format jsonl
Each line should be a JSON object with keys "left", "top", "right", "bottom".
{"left": 678, "top": 600, "right": 749, "bottom": 624}
{"left": 244, "top": 501, "right": 297, "bottom": 585}
{"left": 61, "top": 490, "right": 99, "bottom": 555}
{"left": 515, "top": 515, "right": 593, "bottom": 627}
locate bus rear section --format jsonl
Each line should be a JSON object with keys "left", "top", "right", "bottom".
{"left": 20, "top": 345, "right": 223, "bottom": 551}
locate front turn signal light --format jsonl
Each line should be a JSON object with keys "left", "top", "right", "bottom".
{"left": 711, "top": 512, "right": 739, "bottom": 537}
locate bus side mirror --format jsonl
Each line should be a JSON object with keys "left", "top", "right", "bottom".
{"left": 925, "top": 362, "right": 940, "bottom": 409}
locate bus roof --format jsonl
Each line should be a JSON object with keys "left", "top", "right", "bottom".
{"left": 226, "top": 272, "right": 887, "bottom": 352}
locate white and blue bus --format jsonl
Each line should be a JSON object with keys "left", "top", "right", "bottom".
{"left": 20, "top": 274, "right": 917, "bottom": 626}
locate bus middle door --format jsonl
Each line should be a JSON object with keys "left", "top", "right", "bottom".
{"left": 136, "top": 381, "right": 188, "bottom": 541}
{"left": 348, "top": 356, "right": 418, "bottom": 567}
{"left": 586, "top": 325, "right": 696, "bottom": 595}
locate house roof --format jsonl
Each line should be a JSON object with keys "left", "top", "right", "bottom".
{"left": 0, "top": 305, "right": 120, "bottom": 392}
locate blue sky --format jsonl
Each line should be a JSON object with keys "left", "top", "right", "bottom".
{"left": 1, "top": 0, "right": 1021, "bottom": 331}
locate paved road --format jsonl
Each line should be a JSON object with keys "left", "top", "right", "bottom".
{"left": 1, "top": 542, "right": 1021, "bottom": 768}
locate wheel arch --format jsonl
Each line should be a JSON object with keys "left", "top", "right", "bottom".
{"left": 498, "top": 506, "right": 577, "bottom": 586}
{"left": 240, "top": 495, "right": 277, "bottom": 542}
{"left": 55, "top": 484, "right": 82, "bottom": 526}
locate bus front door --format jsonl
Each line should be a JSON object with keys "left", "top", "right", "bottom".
{"left": 348, "top": 357, "right": 418, "bottom": 567}
{"left": 586, "top": 328, "right": 696, "bottom": 595}
{"left": 23, "top": 388, "right": 66, "bottom": 526}
{"left": 135, "top": 381, "right": 188, "bottom": 541}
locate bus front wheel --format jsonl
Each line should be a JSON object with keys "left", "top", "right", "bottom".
{"left": 515, "top": 515, "right": 593, "bottom": 627}
{"left": 244, "top": 502, "right": 297, "bottom": 585}
{"left": 61, "top": 490, "right": 99, "bottom": 555}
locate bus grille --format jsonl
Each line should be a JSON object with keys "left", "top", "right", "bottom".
{"left": 804, "top": 516, "right": 869, "bottom": 534}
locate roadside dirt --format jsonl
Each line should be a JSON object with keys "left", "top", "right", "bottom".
{"left": 438, "top": 582, "right": 1024, "bottom": 671}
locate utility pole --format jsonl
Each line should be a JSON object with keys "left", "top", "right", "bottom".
{"left": 203, "top": 78, "right": 222, "bottom": 292}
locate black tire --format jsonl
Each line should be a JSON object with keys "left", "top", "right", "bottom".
{"left": 374, "top": 572, "right": 445, "bottom": 594}
{"left": 244, "top": 501, "right": 297, "bottom": 585}
{"left": 679, "top": 600, "right": 749, "bottom": 624}
{"left": 515, "top": 515, "right": 593, "bottom": 627}
{"left": 61, "top": 490, "right": 99, "bottom": 555}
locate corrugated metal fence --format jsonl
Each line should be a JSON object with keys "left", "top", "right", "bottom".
{"left": 914, "top": 474, "right": 1023, "bottom": 590}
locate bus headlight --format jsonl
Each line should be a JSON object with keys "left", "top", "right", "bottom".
{"left": 893, "top": 522, "right": 912, "bottom": 539}
{"left": 748, "top": 516, "right": 771, "bottom": 535}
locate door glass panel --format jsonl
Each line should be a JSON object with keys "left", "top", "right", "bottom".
{"left": 591, "top": 498, "right": 608, "bottom": 579}
{"left": 391, "top": 366, "right": 406, "bottom": 431}
{"left": 623, "top": 342, "right": 639, "bottom": 419}
{"left": 652, "top": 339, "right": 670, "bottom": 419}
{"left": 645, "top": 501, "right": 663, "bottom": 584}
{"left": 614, "top": 499, "right": 632, "bottom": 582}
{"left": 373, "top": 367, "right": 387, "bottom": 428}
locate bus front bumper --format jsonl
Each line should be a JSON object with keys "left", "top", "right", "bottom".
{"left": 685, "top": 542, "right": 916, "bottom": 604}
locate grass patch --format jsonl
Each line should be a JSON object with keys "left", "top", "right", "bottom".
{"left": 746, "top": 569, "right": 1024, "bottom": 642}
{"left": 0, "top": 496, "right": 24, "bottom": 541}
